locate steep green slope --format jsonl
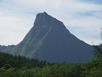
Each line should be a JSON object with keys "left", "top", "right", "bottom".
{"left": 0, "top": 12, "right": 95, "bottom": 63}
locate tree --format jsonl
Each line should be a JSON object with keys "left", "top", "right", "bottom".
{"left": 94, "top": 45, "right": 102, "bottom": 58}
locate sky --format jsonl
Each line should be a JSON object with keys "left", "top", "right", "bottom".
{"left": 0, "top": 0, "right": 102, "bottom": 46}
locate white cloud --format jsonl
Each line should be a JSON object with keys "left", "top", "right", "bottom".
{"left": 0, "top": 9, "right": 35, "bottom": 45}
{"left": 0, "top": 0, "right": 102, "bottom": 45}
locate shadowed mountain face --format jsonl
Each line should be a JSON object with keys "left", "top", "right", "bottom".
{"left": 0, "top": 12, "right": 95, "bottom": 63}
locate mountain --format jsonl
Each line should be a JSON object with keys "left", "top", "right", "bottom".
{"left": 0, "top": 12, "right": 95, "bottom": 63}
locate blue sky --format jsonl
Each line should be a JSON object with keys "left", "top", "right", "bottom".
{"left": 0, "top": 0, "right": 102, "bottom": 45}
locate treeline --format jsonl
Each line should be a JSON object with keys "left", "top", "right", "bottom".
{"left": 0, "top": 52, "right": 49, "bottom": 69}
{"left": 0, "top": 58, "right": 102, "bottom": 77}
{"left": 0, "top": 45, "right": 102, "bottom": 77}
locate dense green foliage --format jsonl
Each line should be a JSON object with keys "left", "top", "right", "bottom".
{"left": 0, "top": 51, "right": 102, "bottom": 77}
{"left": 94, "top": 44, "right": 102, "bottom": 58}
{"left": 0, "top": 52, "right": 49, "bottom": 69}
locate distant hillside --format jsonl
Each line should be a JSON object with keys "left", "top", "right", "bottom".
{"left": 0, "top": 12, "right": 95, "bottom": 63}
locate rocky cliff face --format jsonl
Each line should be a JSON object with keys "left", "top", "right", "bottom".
{"left": 0, "top": 12, "right": 95, "bottom": 63}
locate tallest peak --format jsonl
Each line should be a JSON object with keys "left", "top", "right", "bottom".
{"left": 34, "top": 12, "right": 65, "bottom": 29}
{"left": 36, "top": 12, "right": 50, "bottom": 20}
{"left": 34, "top": 12, "right": 53, "bottom": 29}
{"left": 37, "top": 12, "right": 48, "bottom": 16}
{"left": 43, "top": 11, "right": 48, "bottom": 14}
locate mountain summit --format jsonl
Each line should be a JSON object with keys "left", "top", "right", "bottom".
{"left": 0, "top": 12, "right": 94, "bottom": 63}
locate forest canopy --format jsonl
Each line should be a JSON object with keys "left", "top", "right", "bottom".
{"left": 0, "top": 46, "right": 102, "bottom": 77}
